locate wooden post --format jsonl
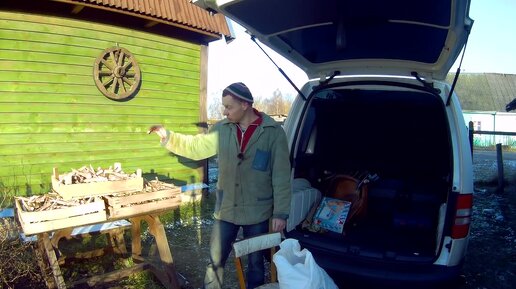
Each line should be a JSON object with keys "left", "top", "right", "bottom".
{"left": 144, "top": 215, "right": 181, "bottom": 289}
{"left": 129, "top": 217, "right": 143, "bottom": 256}
{"left": 199, "top": 44, "right": 209, "bottom": 191}
{"left": 270, "top": 245, "right": 278, "bottom": 283}
{"left": 108, "top": 229, "right": 128, "bottom": 255}
{"left": 38, "top": 232, "right": 67, "bottom": 289}
{"left": 496, "top": 143, "right": 504, "bottom": 192}
{"left": 234, "top": 257, "right": 246, "bottom": 289}
{"left": 35, "top": 235, "right": 57, "bottom": 289}
{"left": 468, "top": 121, "right": 474, "bottom": 158}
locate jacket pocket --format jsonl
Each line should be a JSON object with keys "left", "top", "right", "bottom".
{"left": 252, "top": 149, "right": 271, "bottom": 171}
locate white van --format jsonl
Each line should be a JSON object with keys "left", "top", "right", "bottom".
{"left": 195, "top": 0, "right": 475, "bottom": 287}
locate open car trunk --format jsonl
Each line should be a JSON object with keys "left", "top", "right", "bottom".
{"left": 287, "top": 84, "right": 452, "bottom": 266}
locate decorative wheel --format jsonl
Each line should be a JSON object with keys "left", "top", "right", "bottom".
{"left": 93, "top": 47, "right": 141, "bottom": 100}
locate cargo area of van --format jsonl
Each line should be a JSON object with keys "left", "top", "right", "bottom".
{"left": 287, "top": 86, "right": 453, "bottom": 267}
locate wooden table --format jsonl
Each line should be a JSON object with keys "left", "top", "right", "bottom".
{"left": 17, "top": 188, "right": 183, "bottom": 289}
{"left": 35, "top": 215, "right": 182, "bottom": 289}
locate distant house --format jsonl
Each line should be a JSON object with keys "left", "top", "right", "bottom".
{"left": 0, "top": 0, "right": 230, "bottom": 196}
{"left": 446, "top": 73, "right": 516, "bottom": 147}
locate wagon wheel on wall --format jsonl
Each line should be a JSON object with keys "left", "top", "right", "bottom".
{"left": 93, "top": 47, "right": 141, "bottom": 101}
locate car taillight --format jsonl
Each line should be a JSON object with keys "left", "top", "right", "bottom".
{"left": 451, "top": 193, "right": 473, "bottom": 239}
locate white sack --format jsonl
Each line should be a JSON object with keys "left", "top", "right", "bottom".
{"left": 273, "top": 238, "right": 339, "bottom": 289}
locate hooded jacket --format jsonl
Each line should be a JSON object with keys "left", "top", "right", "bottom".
{"left": 162, "top": 112, "right": 291, "bottom": 225}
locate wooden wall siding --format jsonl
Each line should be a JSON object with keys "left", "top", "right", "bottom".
{"left": 0, "top": 11, "right": 206, "bottom": 196}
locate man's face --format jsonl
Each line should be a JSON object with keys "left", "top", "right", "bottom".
{"left": 222, "top": 95, "right": 248, "bottom": 123}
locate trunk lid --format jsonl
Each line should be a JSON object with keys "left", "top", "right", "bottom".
{"left": 193, "top": 0, "right": 473, "bottom": 80}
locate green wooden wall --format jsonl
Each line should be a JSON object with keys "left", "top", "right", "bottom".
{"left": 0, "top": 11, "right": 206, "bottom": 198}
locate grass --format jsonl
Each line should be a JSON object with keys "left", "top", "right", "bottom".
{"left": 473, "top": 144, "right": 516, "bottom": 152}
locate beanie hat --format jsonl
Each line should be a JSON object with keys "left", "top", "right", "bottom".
{"left": 223, "top": 82, "right": 254, "bottom": 103}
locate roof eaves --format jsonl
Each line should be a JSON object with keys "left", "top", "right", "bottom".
{"left": 52, "top": 0, "right": 231, "bottom": 39}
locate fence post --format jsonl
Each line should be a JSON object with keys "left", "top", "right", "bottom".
{"left": 468, "top": 121, "right": 474, "bottom": 157}
{"left": 496, "top": 143, "right": 504, "bottom": 192}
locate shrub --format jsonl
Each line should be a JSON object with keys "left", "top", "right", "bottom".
{"left": 0, "top": 217, "right": 44, "bottom": 288}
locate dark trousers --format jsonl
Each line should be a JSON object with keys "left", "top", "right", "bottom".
{"left": 203, "top": 219, "right": 269, "bottom": 289}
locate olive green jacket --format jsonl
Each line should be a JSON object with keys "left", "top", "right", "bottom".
{"left": 162, "top": 113, "right": 291, "bottom": 225}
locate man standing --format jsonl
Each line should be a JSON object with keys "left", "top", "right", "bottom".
{"left": 148, "top": 82, "right": 291, "bottom": 289}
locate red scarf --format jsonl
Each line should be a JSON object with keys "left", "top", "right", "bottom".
{"left": 236, "top": 110, "right": 263, "bottom": 153}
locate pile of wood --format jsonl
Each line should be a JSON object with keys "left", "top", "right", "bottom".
{"left": 55, "top": 163, "right": 139, "bottom": 185}
{"left": 16, "top": 179, "right": 178, "bottom": 213}
{"left": 14, "top": 163, "right": 184, "bottom": 235}
{"left": 143, "top": 178, "right": 179, "bottom": 192}
{"left": 52, "top": 163, "right": 144, "bottom": 200}
{"left": 16, "top": 193, "right": 98, "bottom": 212}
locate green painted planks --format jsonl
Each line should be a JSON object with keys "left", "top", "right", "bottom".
{"left": 0, "top": 10, "right": 207, "bottom": 196}
{"left": 0, "top": 47, "right": 201, "bottom": 74}
{"left": 0, "top": 60, "right": 199, "bottom": 78}
{"left": 0, "top": 103, "right": 200, "bottom": 116}
{"left": 0, "top": 12, "right": 200, "bottom": 52}
{"left": 0, "top": 112, "right": 177, "bottom": 124}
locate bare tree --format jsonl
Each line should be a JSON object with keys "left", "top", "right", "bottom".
{"left": 252, "top": 95, "right": 266, "bottom": 113}
{"left": 208, "top": 91, "right": 223, "bottom": 120}
{"left": 261, "top": 89, "right": 291, "bottom": 116}
{"left": 208, "top": 88, "right": 293, "bottom": 120}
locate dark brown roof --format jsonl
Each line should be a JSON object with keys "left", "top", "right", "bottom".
{"left": 53, "top": 0, "right": 231, "bottom": 40}
{"left": 446, "top": 73, "right": 516, "bottom": 112}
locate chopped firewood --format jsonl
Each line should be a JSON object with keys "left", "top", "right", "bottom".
{"left": 15, "top": 194, "right": 99, "bottom": 212}
{"left": 56, "top": 164, "right": 137, "bottom": 185}
{"left": 16, "top": 164, "right": 179, "bottom": 213}
{"left": 140, "top": 179, "right": 179, "bottom": 193}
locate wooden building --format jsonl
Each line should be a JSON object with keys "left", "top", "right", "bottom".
{"left": 0, "top": 0, "right": 230, "bottom": 197}
{"left": 446, "top": 73, "right": 516, "bottom": 147}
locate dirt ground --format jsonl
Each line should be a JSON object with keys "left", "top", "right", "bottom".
{"left": 457, "top": 153, "right": 516, "bottom": 289}
{"left": 174, "top": 153, "right": 516, "bottom": 289}
{"left": 2, "top": 152, "right": 515, "bottom": 289}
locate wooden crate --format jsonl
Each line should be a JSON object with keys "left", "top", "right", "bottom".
{"left": 51, "top": 167, "right": 144, "bottom": 200}
{"left": 15, "top": 198, "right": 107, "bottom": 235}
{"left": 105, "top": 187, "right": 182, "bottom": 219}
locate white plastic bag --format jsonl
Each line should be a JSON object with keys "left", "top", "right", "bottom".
{"left": 273, "top": 238, "right": 339, "bottom": 289}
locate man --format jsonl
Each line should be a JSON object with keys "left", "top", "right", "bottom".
{"left": 148, "top": 82, "right": 291, "bottom": 289}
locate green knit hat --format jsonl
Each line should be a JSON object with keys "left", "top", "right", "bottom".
{"left": 223, "top": 82, "right": 254, "bottom": 103}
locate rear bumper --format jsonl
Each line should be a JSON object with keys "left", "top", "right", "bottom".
{"left": 289, "top": 233, "right": 463, "bottom": 288}
{"left": 314, "top": 250, "right": 463, "bottom": 288}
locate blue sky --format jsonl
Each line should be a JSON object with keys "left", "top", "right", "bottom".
{"left": 207, "top": 0, "right": 516, "bottom": 100}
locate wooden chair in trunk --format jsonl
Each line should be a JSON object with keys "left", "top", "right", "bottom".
{"left": 232, "top": 232, "right": 282, "bottom": 289}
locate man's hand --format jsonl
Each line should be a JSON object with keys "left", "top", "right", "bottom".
{"left": 271, "top": 218, "right": 286, "bottom": 232}
{"left": 147, "top": 125, "right": 167, "bottom": 142}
